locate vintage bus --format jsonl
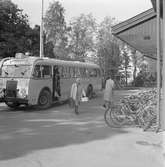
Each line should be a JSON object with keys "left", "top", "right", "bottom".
{"left": 0, "top": 53, "right": 102, "bottom": 109}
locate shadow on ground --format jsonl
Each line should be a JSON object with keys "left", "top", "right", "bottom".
{"left": 0, "top": 93, "right": 130, "bottom": 160}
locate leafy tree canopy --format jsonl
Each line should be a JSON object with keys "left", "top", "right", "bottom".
{"left": 0, "top": 0, "right": 30, "bottom": 57}
{"left": 68, "top": 13, "right": 97, "bottom": 60}
{"left": 96, "top": 17, "right": 120, "bottom": 79}
{"left": 44, "top": 1, "right": 68, "bottom": 59}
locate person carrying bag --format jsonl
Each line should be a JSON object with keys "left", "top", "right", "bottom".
{"left": 69, "top": 78, "right": 88, "bottom": 114}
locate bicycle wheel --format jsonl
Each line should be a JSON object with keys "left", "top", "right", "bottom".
{"left": 104, "top": 106, "right": 127, "bottom": 128}
{"left": 143, "top": 115, "right": 157, "bottom": 131}
{"left": 138, "top": 105, "right": 156, "bottom": 130}
{"left": 104, "top": 108, "right": 118, "bottom": 128}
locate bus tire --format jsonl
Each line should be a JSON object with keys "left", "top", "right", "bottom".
{"left": 86, "top": 84, "right": 93, "bottom": 99}
{"left": 5, "top": 101, "right": 20, "bottom": 109}
{"left": 38, "top": 89, "right": 52, "bottom": 109}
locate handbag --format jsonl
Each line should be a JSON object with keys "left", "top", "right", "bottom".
{"left": 81, "top": 96, "right": 89, "bottom": 102}
{"left": 80, "top": 88, "right": 88, "bottom": 102}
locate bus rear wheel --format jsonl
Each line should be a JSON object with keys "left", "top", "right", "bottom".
{"left": 5, "top": 101, "right": 20, "bottom": 109}
{"left": 38, "top": 90, "right": 52, "bottom": 109}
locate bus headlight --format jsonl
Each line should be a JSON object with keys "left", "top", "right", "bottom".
{"left": 20, "top": 88, "right": 27, "bottom": 98}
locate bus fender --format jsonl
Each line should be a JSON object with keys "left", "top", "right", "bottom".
{"left": 38, "top": 87, "right": 52, "bottom": 99}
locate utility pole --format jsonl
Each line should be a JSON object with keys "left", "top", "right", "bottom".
{"left": 40, "top": 0, "right": 44, "bottom": 58}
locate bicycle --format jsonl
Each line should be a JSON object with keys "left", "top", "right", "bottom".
{"left": 141, "top": 103, "right": 157, "bottom": 131}
{"left": 104, "top": 92, "right": 157, "bottom": 129}
{"left": 104, "top": 102, "right": 127, "bottom": 128}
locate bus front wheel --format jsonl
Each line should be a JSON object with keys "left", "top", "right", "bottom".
{"left": 38, "top": 90, "right": 52, "bottom": 109}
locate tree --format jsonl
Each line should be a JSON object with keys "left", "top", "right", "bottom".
{"left": 68, "top": 13, "right": 96, "bottom": 60}
{"left": 44, "top": 41, "right": 54, "bottom": 58}
{"left": 96, "top": 16, "right": 120, "bottom": 81}
{"left": 130, "top": 48, "right": 143, "bottom": 85}
{"left": 0, "top": 0, "right": 30, "bottom": 58}
{"left": 25, "top": 25, "right": 40, "bottom": 56}
{"left": 122, "top": 47, "right": 130, "bottom": 86}
{"left": 44, "top": 1, "right": 68, "bottom": 58}
{"left": 130, "top": 48, "right": 137, "bottom": 83}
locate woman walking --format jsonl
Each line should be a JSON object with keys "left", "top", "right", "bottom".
{"left": 103, "top": 75, "right": 115, "bottom": 109}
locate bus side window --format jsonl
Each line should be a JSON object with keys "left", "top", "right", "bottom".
{"left": 75, "top": 67, "right": 80, "bottom": 78}
{"left": 62, "top": 66, "right": 69, "bottom": 78}
{"left": 88, "top": 69, "right": 97, "bottom": 77}
{"left": 84, "top": 68, "right": 87, "bottom": 78}
{"left": 66, "top": 66, "right": 70, "bottom": 78}
{"left": 94, "top": 69, "right": 97, "bottom": 77}
{"left": 93, "top": 69, "right": 97, "bottom": 77}
{"left": 88, "top": 69, "right": 92, "bottom": 77}
{"left": 97, "top": 69, "right": 101, "bottom": 77}
{"left": 33, "top": 65, "right": 41, "bottom": 78}
{"left": 80, "top": 68, "right": 86, "bottom": 78}
{"left": 69, "top": 67, "right": 76, "bottom": 78}
{"left": 86, "top": 69, "right": 89, "bottom": 78}
{"left": 42, "top": 65, "right": 52, "bottom": 78}
{"left": 69, "top": 67, "right": 74, "bottom": 78}
{"left": 69, "top": 67, "right": 72, "bottom": 78}
{"left": 63, "top": 66, "right": 67, "bottom": 78}
{"left": 73, "top": 67, "right": 76, "bottom": 78}
{"left": 58, "top": 66, "right": 63, "bottom": 78}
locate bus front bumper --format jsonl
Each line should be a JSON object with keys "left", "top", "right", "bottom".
{"left": 0, "top": 97, "right": 28, "bottom": 104}
{"left": 0, "top": 88, "right": 28, "bottom": 104}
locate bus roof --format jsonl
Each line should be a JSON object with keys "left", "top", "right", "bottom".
{"left": 1, "top": 56, "right": 100, "bottom": 69}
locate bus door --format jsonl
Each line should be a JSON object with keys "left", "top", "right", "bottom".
{"left": 53, "top": 66, "right": 61, "bottom": 100}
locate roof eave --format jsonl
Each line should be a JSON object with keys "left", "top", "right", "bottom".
{"left": 112, "top": 8, "right": 156, "bottom": 35}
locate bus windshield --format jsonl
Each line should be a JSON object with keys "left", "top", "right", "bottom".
{"left": 0, "top": 64, "right": 32, "bottom": 78}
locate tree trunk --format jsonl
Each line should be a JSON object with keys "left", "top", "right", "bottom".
{"left": 125, "top": 67, "right": 128, "bottom": 86}
{"left": 133, "top": 66, "right": 137, "bottom": 86}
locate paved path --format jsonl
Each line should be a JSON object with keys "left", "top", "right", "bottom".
{"left": 0, "top": 89, "right": 164, "bottom": 167}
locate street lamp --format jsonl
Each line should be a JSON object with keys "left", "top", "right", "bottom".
{"left": 40, "top": 0, "right": 44, "bottom": 58}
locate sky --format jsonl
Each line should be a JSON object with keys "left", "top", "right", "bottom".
{"left": 12, "top": 0, "right": 152, "bottom": 27}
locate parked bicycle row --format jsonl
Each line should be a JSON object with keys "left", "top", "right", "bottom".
{"left": 104, "top": 88, "right": 158, "bottom": 131}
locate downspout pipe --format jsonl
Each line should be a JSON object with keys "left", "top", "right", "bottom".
{"left": 156, "top": 0, "right": 161, "bottom": 132}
